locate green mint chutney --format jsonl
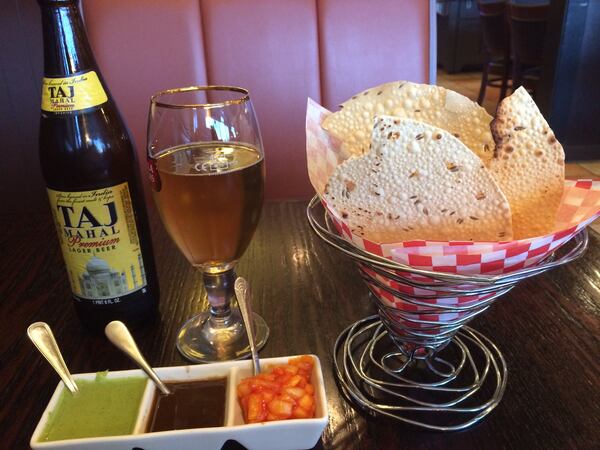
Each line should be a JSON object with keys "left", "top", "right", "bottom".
{"left": 39, "top": 374, "right": 147, "bottom": 442}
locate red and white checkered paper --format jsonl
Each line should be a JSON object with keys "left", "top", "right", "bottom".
{"left": 306, "top": 99, "right": 600, "bottom": 333}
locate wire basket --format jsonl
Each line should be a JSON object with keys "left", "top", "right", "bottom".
{"left": 307, "top": 196, "right": 589, "bottom": 430}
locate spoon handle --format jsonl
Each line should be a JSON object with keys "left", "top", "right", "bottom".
{"left": 104, "top": 321, "right": 170, "bottom": 395}
{"left": 27, "top": 322, "right": 78, "bottom": 395}
{"left": 235, "top": 277, "right": 261, "bottom": 375}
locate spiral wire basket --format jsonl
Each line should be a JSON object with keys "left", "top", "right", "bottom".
{"left": 307, "top": 196, "right": 589, "bottom": 430}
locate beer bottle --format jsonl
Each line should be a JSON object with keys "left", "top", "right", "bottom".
{"left": 37, "top": 0, "right": 159, "bottom": 331}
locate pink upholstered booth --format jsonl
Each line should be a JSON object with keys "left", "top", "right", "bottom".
{"left": 83, "top": 0, "right": 435, "bottom": 200}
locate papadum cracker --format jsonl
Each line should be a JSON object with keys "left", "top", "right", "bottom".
{"left": 324, "top": 116, "right": 513, "bottom": 243}
{"left": 322, "top": 81, "right": 494, "bottom": 165}
{"left": 489, "top": 87, "right": 565, "bottom": 239}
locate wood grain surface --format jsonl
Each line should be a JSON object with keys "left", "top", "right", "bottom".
{"left": 0, "top": 201, "right": 599, "bottom": 449}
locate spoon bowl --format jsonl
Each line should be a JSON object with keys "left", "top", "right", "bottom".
{"left": 27, "top": 322, "right": 78, "bottom": 395}
{"left": 104, "top": 321, "right": 170, "bottom": 395}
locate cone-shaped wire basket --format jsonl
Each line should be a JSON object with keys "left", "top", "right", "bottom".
{"left": 307, "top": 196, "right": 589, "bottom": 431}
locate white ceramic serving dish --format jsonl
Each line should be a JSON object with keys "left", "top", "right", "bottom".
{"left": 30, "top": 355, "right": 328, "bottom": 450}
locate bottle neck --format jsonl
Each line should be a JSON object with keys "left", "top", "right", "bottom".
{"left": 40, "top": 0, "right": 98, "bottom": 77}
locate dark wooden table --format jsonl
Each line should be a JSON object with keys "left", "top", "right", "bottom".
{"left": 1, "top": 201, "right": 599, "bottom": 449}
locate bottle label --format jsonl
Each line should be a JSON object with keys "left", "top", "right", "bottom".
{"left": 47, "top": 182, "right": 148, "bottom": 304}
{"left": 41, "top": 71, "right": 108, "bottom": 113}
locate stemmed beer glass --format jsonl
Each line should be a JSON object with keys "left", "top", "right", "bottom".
{"left": 147, "top": 86, "right": 269, "bottom": 363}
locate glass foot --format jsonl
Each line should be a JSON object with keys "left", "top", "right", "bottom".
{"left": 176, "top": 309, "right": 269, "bottom": 363}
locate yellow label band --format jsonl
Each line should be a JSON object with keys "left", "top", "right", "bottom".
{"left": 41, "top": 71, "right": 108, "bottom": 113}
{"left": 47, "top": 183, "right": 147, "bottom": 302}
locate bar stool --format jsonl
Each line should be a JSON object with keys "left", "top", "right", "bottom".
{"left": 508, "top": 1, "right": 549, "bottom": 97}
{"left": 476, "top": 0, "right": 511, "bottom": 106}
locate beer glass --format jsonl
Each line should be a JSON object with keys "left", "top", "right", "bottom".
{"left": 147, "top": 86, "right": 269, "bottom": 363}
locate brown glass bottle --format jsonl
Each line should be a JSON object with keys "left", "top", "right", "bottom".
{"left": 38, "top": 0, "right": 159, "bottom": 331}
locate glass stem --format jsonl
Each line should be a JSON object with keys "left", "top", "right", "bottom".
{"left": 203, "top": 269, "right": 236, "bottom": 329}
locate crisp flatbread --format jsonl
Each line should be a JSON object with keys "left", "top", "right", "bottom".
{"left": 489, "top": 87, "right": 565, "bottom": 239}
{"left": 324, "top": 116, "right": 513, "bottom": 243}
{"left": 322, "top": 81, "right": 494, "bottom": 165}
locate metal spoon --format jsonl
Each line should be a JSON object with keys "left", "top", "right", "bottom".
{"left": 104, "top": 321, "right": 171, "bottom": 395}
{"left": 27, "top": 322, "right": 78, "bottom": 395}
{"left": 234, "top": 277, "right": 261, "bottom": 375}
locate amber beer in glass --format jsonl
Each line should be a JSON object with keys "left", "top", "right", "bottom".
{"left": 153, "top": 143, "right": 264, "bottom": 269}
{"left": 148, "top": 86, "right": 269, "bottom": 363}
